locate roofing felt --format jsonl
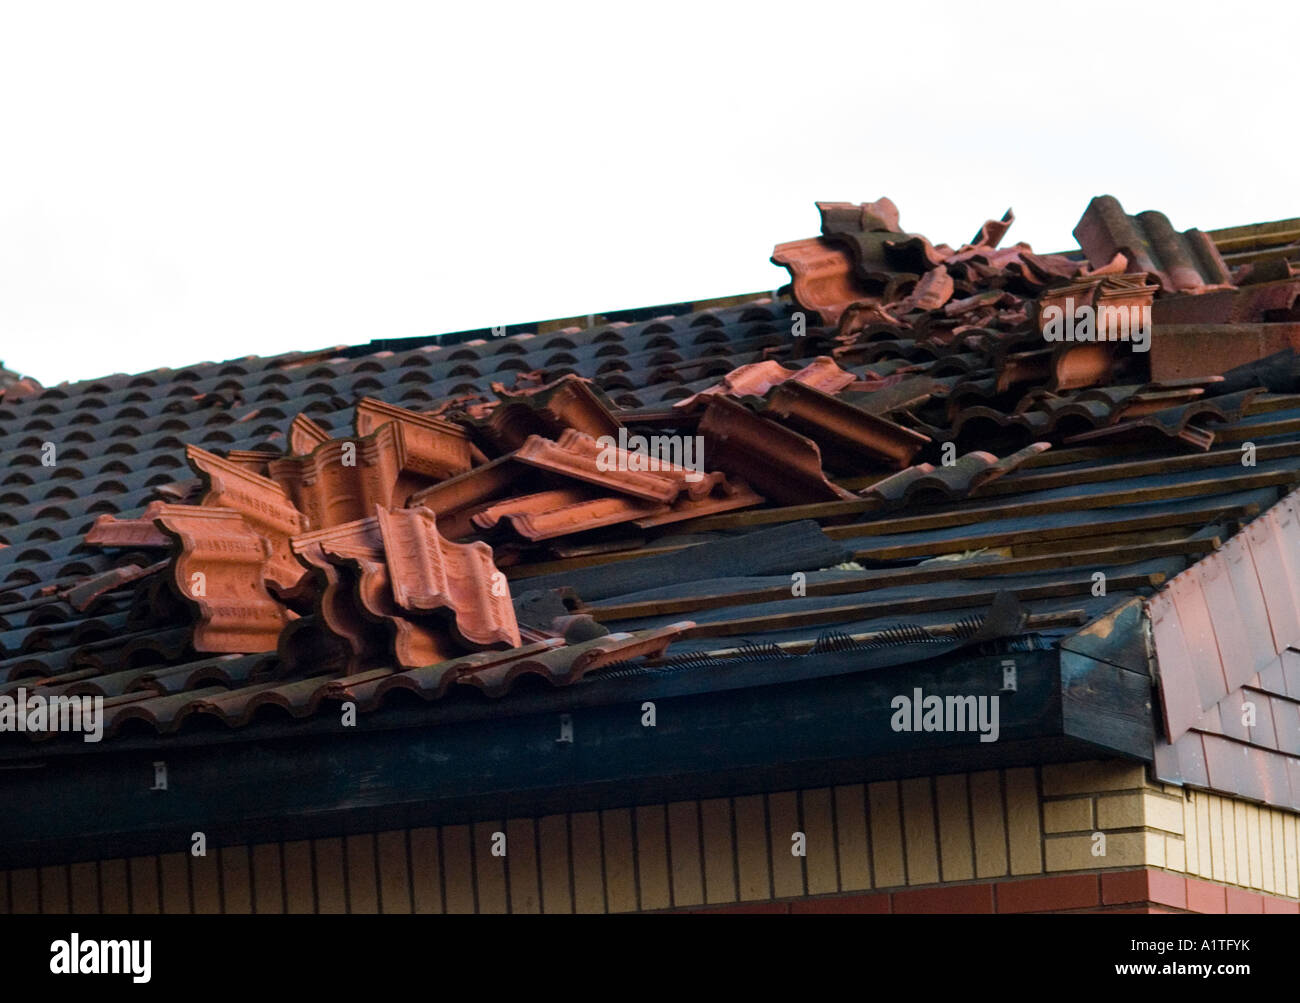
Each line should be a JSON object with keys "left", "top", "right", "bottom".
{"left": 3, "top": 196, "right": 1300, "bottom": 813}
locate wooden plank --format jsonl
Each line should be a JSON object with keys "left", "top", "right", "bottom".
{"left": 220, "top": 846, "right": 253, "bottom": 914}
{"left": 1005, "top": 768, "right": 1043, "bottom": 876}
{"left": 634, "top": 805, "right": 672, "bottom": 911}
{"left": 801, "top": 788, "right": 838, "bottom": 896}
{"left": 506, "top": 818, "right": 541, "bottom": 914}
{"left": 313, "top": 838, "right": 348, "bottom": 915}
{"left": 407, "top": 828, "right": 443, "bottom": 914}
{"left": 69, "top": 861, "right": 99, "bottom": 914}
{"left": 976, "top": 439, "right": 1300, "bottom": 497}
{"left": 471, "top": 822, "right": 506, "bottom": 914}
{"left": 375, "top": 830, "right": 411, "bottom": 914}
{"left": 587, "top": 541, "right": 1210, "bottom": 621}
{"left": 281, "top": 840, "right": 315, "bottom": 914}
{"left": 935, "top": 773, "right": 975, "bottom": 882}
{"left": 127, "top": 857, "right": 159, "bottom": 915}
{"left": 666, "top": 800, "right": 705, "bottom": 907}
{"left": 676, "top": 573, "right": 1165, "bottom": 640}
{"left": 699, "top": 797, "right": 737, "bottom": 905}
{"left": 768, "top": 791, "right": 805, "bottom": 899}
{"left": 900, "top": 778, "right": 940, "bottom": 885}
{"left": 969, "top": 771, "right": 1008, "bottom": 878}
{"left": 159, "top": 853, "right": 190, "bottom": 915}
{"left": 851, "top": 503, "right": 1254, "bottom": 561}
{"left": 344, "top": 834, "right": 379, "bottom": 914}
{"left": 836, "top": 469, "right": 1300, "bottom": 538}
{"left": 868, "top": 781, "right": 906, "bottom": 888}
{"left": 601, "top": 808, "right": 638, "bottom": 913}
{"left": 39, "top": 865, "right": 69, "bottom": 914}
{"left": 733, "top": 794, "right": 770, "bottom": 902}
{"left": 536, "top": 814, "right": 572, "bottom": 914}
{"left": 833, "top": 784, "right": 871, "bottom": 891}
{"left": 251, "top": 843, "right": 284, "bottom": 914}
{"left": 569, "top": 811, "right": 605, "bottom": 914}
{"left": 664, "top": 467, "right": 1297, "bottom": 537}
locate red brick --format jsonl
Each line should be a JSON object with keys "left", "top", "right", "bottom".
{"left": 1262, "top": 897, "right": 1299, "bottom": 914}
{"left": 1186, "top": 879, "right": 1226, "bottom": 913}
{"left": 791, "top": 893, "right": 891, "bottom": 914}
{"left": 1146, "top": 870, "right": 1188, "bottom": 910}
{"left": 997, "top": 874, "right": 1100, "bottom": 913}
{"left": 893, "top": 883, "right": 994, "bottom": 914}
{"left": 1100, "top": 869, "right": 1150, "bottom": 906}
{"left": 684, "top": 902, "right": 789, "bottom": 914}
{"left": 1225, "top": 888, "right": 1264, "bottom": 914}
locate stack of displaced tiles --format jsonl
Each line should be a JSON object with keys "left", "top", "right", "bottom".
{"left": 3, "top": 193, "right": 1300, "bottom": 745}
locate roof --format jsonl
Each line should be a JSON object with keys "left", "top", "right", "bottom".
{"left": 3, "top": 195, "right": 1300, "bottom": 849}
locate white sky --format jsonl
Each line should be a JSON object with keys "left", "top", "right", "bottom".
{"left": 1, "top": 0, "right": 1296, "bottom": 386}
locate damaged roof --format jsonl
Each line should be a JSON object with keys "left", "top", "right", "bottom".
{"left": 3, "top": 195, "right": 1300, "bottom": 816}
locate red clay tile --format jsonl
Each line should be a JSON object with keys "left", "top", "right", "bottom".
{"left": 152, "top": 505, "right": 295, "bottom": 653}
{"left": 1074, "top": 195, "right": 1233, "bottom": 294}
{"left": 85, "top": 502, "right": 173, "bottom": 549}
{"left": 289, "top": 413, "right": 331, "bottom": 456}
{"left": 186, "top": 444, "right": 309, "bottom": 591}
{"left": 374, "top": 505, "right": 521, "bottom": 649}
{"left": 763, "top": 380, "right": 930, "bottom": 470}
{"left": 770, "top": 238, "right": 864, "bottom": 325}
{"left": 513, "top": 433, "right": 687, "bottom": 504}
{"left": 698, "top": 396, "right": 855, "bottom": 506}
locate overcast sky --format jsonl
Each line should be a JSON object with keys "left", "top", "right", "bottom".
{"left": 2, "top": 1, "right": 1296, "bottom": 386}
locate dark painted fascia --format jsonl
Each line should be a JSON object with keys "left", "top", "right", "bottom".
{"left": 0, "top": 646, "right": 1156, "bottom": 869}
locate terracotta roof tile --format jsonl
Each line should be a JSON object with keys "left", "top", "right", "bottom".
{"left": 1074, "top": 194, "right": 1233, "bottom": 294}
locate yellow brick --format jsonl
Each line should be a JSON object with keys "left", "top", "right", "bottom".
{"left": 1145, "top": 830, "right": 1166, "bottom": 868}
{"left": 1043, "top": 798, "right": 1093, "bottom": 833}
{"left": 1045, "top": 831, "right": 1143, "bottom": 871}
{"left": 832, "top": 785, "right": 871, "bottom": 891}
{"left": 969, "top": 770, "right": 1008, "bottom": 878}
{"left": 1270, "top": 811, "right": 1286, "bottom": 899}
{"left": 732, "top": 795, "right": 770, "bottom": 902}
{"left": 767, "top": 791, "right": 804, "bottom": 900}
{"left": 1166, "top": 835, "right": 1186, "bottom": 873}
{"left": 1283, "top": 814, "right": 1299, "bottom": 899}
{"left": 1196, "top": 793, "right": 1214, "bottom": 879}
{"left": 1206, "top": 797, "right": 1224, "bottom": 882}
{"left": 1096, "top": 793, "right": 1144, "bottom": 830}
{"left": 935, "top": 774, "right": 974, "bottom": 881}
{"left": 1143, "top": 793, "right": 1185, "bottom": 834}
{"left": 900, "top": 777, "right": 939, "bottom": 886}
{"left": 1233, "top": 801, "right": 1250, "bottom": 886}
{"left": 868, "top": 781, "right": 906, "bottom": 888}
{"left": 699, "top": 798, "right": 736, "bottom": 905}
{"left": 801, "top": 788, "right": 839, "bottom": 896}
{"left": 1259, "top": 807, "right": 1275, "bottom": 895}
{"left": 1183, "top": 792, "right": 1202, "bottom": 877}
{"left": 1041, "top": 760, "right": 1146, "bottom": 796}
{"left": 1005, "top": 768, "right": 1043, "bottom": 875}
